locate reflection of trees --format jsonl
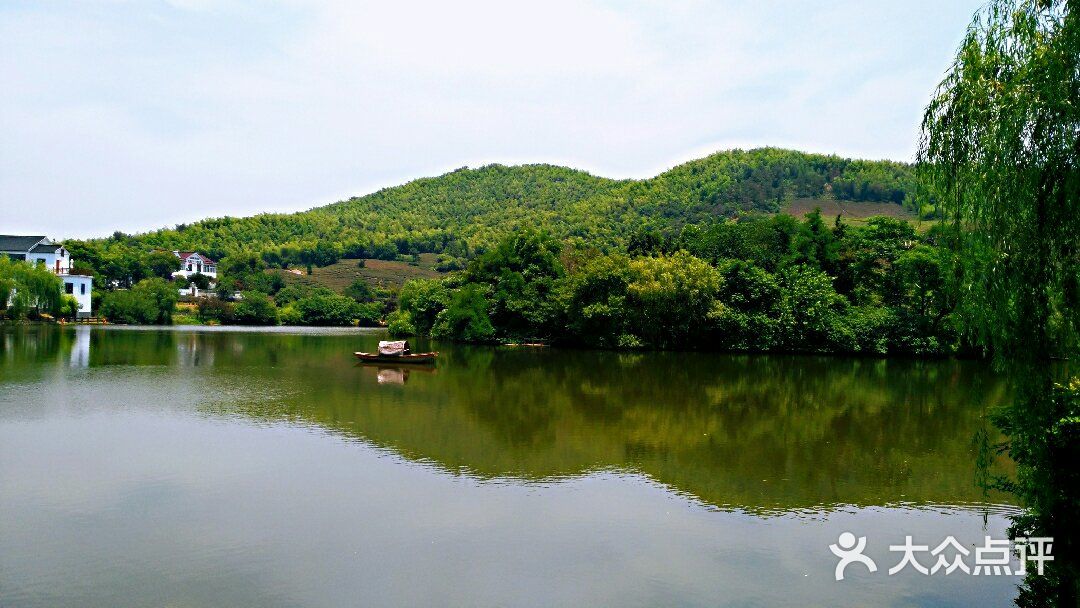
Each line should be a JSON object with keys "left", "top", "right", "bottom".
{"left": 0, "top": 328, "right": 1017, "bottom": 514}
{"left": 185, "top": 333, "right": 1013, "bottom": 513}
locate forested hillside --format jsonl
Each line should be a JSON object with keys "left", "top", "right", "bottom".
{"left": 69, "top": 148, "right": 920, "bottom": 273}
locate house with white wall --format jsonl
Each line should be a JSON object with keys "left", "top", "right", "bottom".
{"left": 0, "top": 235, "right": 93, "bottom": 318}
{"left": 172, "top": 251, "right": 217, "bottom": 280}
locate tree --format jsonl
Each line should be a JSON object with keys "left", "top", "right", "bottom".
{"left": 625, "top": 252, "right": 721, "bottom": 348}
{"left": 1, "top": 259, "right": 63, "bottom": 318}
{"left": 99, "top": 278, "right": 177, "bottom": 324}
{"left": 430, "top": 284, "right": 495, "bottom": 343}
{"left": 344, "top": 278, "right": 375, "bottom": 303}
{"left": 232, "top": 291, "right": 280, "bottom": 325}
{"left": 386, "top": 310, "right": 417, "bottom": 337}
{"left": 188, "top": 273, "right": 212, "bottom": 290}
{"left": 708, "top": 259, "right": 782, "bottom": 350}
{"left": 59, "top": 296, "right": 80, "bottom": 320}
{"left": 920, "top": 1, "right": 1079, "bottom": 604}
{"left": 775, "top": 266, "right": 851, "bottom": 352}
{"left": 292, "top": 293, "right": 363, "bottom": 326}
{"left": 100, "top": 290, "right": 156, "bottom": 324}
{"left": 134, "top": 278, "right": 178, "bottom": 324}
{"left": 145, "top": 251, "right": 181, "bottom": 280}
{"left": 398, "top": 279, "right": 450, "bottom": 334}
{"left": 560, "top": 254, "right": 632, "bottom": 347}
{"left": 465, "top": 228, "right": 564, "bottom": 339}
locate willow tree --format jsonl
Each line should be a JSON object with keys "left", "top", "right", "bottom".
{"left": 919, "top": 1, "right": 1078, "bottom": 605}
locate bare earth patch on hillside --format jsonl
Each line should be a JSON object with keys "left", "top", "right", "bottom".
{"left": 271, "top": 258, "right": 445, "bottom": 293}
{"left": 782, "top": 198, "right": 918, "bottom": 223}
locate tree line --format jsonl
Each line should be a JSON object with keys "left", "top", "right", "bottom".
{"left": 388, "top": 211, "right": 957, "bottom": 355}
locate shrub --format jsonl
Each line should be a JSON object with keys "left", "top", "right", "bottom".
{"left": 59, "top": 296, "right": 80, "bottom": 320}
{"left": 625, "top": 252, "right": 721, "bottom": 348}
{"left": 279, "top": 303, "right": 303, "bottom": 325}
{"left": 775, "top": 266, "right": 850, "bottom": 352}
{"left": 294, "top": 293, "right": 362, "bottom": 326}
{"left": 100, "top": 278, "right": 177, "bottom": 325}
{"left": 197, "top": 298, "right": 235, "bottom": 324}
{"left": 188, "top": 272, "right": 212, "bottom": 290}
{"left": 387, "top": 310, "right": 417, "bottom": 337}
{"left": 232, "top": 291, "right": 280, "bottom": 325}
{"left": 434, "top": 257, "right": 465, "bottom": 272}
{"left": 344, "top": 278, "right": 375, "bottom": 303}
{"left": 100, "top": 290, "right": 157, "bottom": 324}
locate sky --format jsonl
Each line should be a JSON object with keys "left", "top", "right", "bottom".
{"left": 0, "top": 0, "right": 985, "bottom": 239}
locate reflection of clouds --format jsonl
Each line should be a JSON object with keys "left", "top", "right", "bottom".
{"left": 0, "top": 413, "right": 1020, "bottom": 608}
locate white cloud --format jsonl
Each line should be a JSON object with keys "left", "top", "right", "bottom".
{"left": 0, "top": 0, "right": 983, "bottom": 238}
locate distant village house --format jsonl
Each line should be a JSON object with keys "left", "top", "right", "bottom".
{"left": 0, "top": 235, "right": 93, "bottom": 318}
{"left": 172, "top": 251, "right": 217, "bottom": 280}
{"left": 172, "top": 251, "right": 217, "bottom": 297}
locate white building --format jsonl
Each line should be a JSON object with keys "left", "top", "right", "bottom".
{"left": 172, "top": 251, "right": 217, "bottom": 280}
{"left": 0, "top": 235, "right": 93, "bottom": 318}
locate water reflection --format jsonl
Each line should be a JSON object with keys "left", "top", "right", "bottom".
{"left": 0, "top": 325, "right": 1015, "bottom": 514}
{"left": 0, "top": 326, "right": 1027, "bottom": 608}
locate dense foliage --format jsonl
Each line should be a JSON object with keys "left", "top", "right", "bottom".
{"left": 0, "top": 257, "right": 66, "bottom": 319}
{"left": 99, "top": 278, "right": 178, "bottom": 324}
{"left": 920, "top": 0, "right": 1079, "bottom": 604}
{"left": 391, "top": 216, "right": 956, "bottom": 354}
{"left": 64, "top": 149, "right": 919, "bottom": 277}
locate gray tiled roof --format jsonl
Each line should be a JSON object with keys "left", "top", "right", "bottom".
{"left": 30, "top": 242, "right": 62, "bottom": 254}
{"left": 0, "top": 235, "right": 48, "bottom": 252}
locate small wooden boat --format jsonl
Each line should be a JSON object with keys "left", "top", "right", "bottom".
{"left": 354, "top": 351, "right": 438, "bottom": 364}
{"left": 356, "top": 340, "right": 436, "bottom": 364}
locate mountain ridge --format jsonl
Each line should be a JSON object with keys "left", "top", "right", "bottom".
{"left": 84, "top": 147, "right": 920, "bottom": 261}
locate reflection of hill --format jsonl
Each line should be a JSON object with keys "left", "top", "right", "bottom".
{"left": 1, "top": 327, "right": 1016, "bottom": 513}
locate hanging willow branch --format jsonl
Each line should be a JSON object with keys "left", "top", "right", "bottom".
{"left": 918, "top": 0, "right": 1079, "bottom": 363}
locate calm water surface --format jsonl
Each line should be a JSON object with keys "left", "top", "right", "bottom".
{"left": 0, "top": 326, "right": 1020, "bottom": 607}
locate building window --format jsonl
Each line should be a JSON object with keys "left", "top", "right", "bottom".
{"left": 65, "top": 283, "right": 74, "bottom": 294}
{"left": 36, "top": 258, "right": 46, "bottom": 265}
{"left": 80, "top": 283, "right": 86, "bottom": 295}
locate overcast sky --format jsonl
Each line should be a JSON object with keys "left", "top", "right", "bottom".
{"left": 1, "top": 0, "right": 984, "bottom": 238}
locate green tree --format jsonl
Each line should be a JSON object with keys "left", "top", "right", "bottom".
{"left": 398, "top": 279, "right": 450, "bottom": 334}
{"left": 133, "top": 278, "right": 178, "bottom": 324}
{"left": 99, "top": 290, "right": 157, "bottom": 324}
{"left": 920, "top": 1, "right": 1080, "bottom": 604}
{"left": 430, "top": 284, "right": 496, "bottom": 343}
{"left": 708, "top": 259, "right": 782, "bottom": 350}
{"left": 145, "top": 250, "right": 181, "bottom": 279}
{"left": 465, "top": 228, "right": 564, "bottom": 339}
{"left": 293, "top": 293, "right": 364, "bottom": 326}
{"left": 232, "top": 291, "right": 280, "bottom": 325}
{"left": 560, "top": 254, "right": 632, "bottom": 347}
{"left": 626, "top": 252, "right": 721, "bottom": 348}
{"left": 386, "top": 309, "right": 417, "bottom": 337}
{"left": 187, "top": 272, "right": 212, "bottom": 290}
{"left": 775, "top": 266, "right": 851, "bottom": 352}
{"left": 344, "top": 278, "right": 375, "bottom": 303}
{"left": 0, "top": 257, "right": 64, "bottom": 318}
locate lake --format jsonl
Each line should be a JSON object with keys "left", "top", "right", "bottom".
{"left": 0, "top": 325, "right": 1021, "bottom": 607}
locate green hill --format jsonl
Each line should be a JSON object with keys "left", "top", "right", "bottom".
{"left": 83, "top": 148, "right": 919, "bottom": 262}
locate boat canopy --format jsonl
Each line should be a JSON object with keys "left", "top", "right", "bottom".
{"left": 378, "top": 340, "right": 410, "bottom": 356}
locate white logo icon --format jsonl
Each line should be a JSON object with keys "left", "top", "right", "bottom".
{"left": 829, "top": 532, "right": 878, "bottom": 580}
